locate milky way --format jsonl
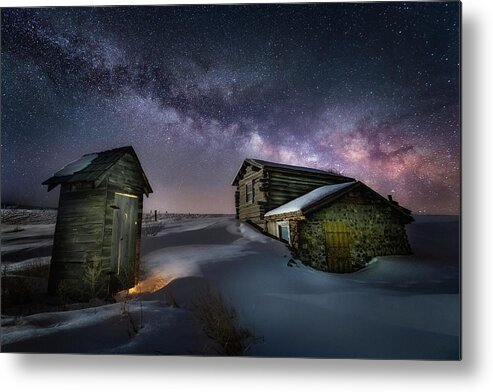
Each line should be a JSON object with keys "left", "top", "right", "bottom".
{"left": 1, "top": 3, "right": 460, "bottom": 214}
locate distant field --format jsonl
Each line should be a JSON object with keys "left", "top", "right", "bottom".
{"left": 1, "top": 208, "right": 58, "bottom": 225}
{"left": 1, "top": 208, "right": 233, "bottom": 226}
{"left": 142, "top": 212, "right": 234, "bottom": 222}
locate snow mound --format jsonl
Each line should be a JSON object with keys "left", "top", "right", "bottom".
{"left": 235, "top": 222, "right": 270, "bottom": 243}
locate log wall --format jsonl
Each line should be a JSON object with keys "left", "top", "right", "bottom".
{"left": 235, "top": 163, "right": 349, "bottom": 229}
{"left": 237, "top": 165, "right": 268, "bottom": 228}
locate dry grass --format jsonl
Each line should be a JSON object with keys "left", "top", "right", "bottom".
{"left": 142, "top": 221, "right": 166, "bottom": 236}
{"left": 83, "top": 256, "right": 105, "bottom": 298}
{"left": 2, "top": 275, "right": 35, "bottom": 306}
{"left": 192, "top": 285, "right": 260, "bottom": 356}
{"left": 1, "top": 261, "right": 50, "bottom": 313}
{"left": 56, "top": 279, "right": 84, "bottom": 305}
{"left": 120, "top": 292, "right": 139, "bottom": 337}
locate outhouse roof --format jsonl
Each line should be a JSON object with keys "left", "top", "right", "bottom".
{"left": 42, "top": 146, "right": 153, "bottom": 195}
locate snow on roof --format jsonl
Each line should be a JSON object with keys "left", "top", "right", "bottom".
{"left": 264, "top": 181, "right": 356, "bottom": 217}
{"left": 43, "top": 146, "right": 153, "bottom": 195}
{"left": 54, "top": 153, "right": 99, "bottom": 177}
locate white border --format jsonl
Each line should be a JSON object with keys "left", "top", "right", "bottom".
{"left": 2, "top": 0, "right": 492, "bottom": 391}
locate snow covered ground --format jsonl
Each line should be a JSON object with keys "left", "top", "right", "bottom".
{"left": 2, "top": 224, "right": 55, "bottom": 266}
{"left": 1, "top": 213, "right": 460, "bottom": 359}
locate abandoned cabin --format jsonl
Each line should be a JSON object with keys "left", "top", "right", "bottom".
{"left": 232, "top": 158, "right": 413, "bottom": 273}
{"left": 43, "top": 146, "right": 152, "bottom": 296}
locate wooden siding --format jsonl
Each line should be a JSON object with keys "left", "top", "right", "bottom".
{"left": 103, "top": 153, "right": 145, "bottom": 291}
{"left": 48, "top": 152, "right": 146, "bottom": 295}
{"left": 105, "top": 153, "right": 148, "bottom": 195}
{"left": 48, "top": 183, "right": 108, "bottom": 291}
{"left": 266, "top": 171, "right": 345, "bottom": 210}
{"left": 236, "top": 165, "right": 267, "bottom": 227}
{"left": 235, "top": 163, "right": 349, "bottom": 229}
{"left": 266, "top": 220, "right": 278, "bottom": 237}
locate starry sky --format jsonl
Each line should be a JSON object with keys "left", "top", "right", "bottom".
{"left": 1, "top": 2, "right": 460, "bottom": 214}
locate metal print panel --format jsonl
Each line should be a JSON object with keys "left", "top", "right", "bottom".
{"left": 1, "top": 2, "right": 461, "bottom": 359}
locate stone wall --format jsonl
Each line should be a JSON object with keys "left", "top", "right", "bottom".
{"left": 296, "top": 199, "right": 412, "bottom": 272}
{"left": 289, "top": 219, "right": 301, "bottom": 249}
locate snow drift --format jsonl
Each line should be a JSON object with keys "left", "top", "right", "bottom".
{"left": 1, "top": 214, "right": 460, "bottom": 358}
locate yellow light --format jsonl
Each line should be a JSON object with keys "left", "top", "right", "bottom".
{"left": 115, "top": 192, "right": 138, "bottom": 199}
{"left": 127, "top": 276, "right": 173, "bottom": 295}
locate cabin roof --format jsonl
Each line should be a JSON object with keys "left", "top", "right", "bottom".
{"left": 264, "top": 182, "right": 357, "bottom": 217}
{"left": 42, "top": 146, "right": 153, "bottom": 196}
{"left": 264, "top": 181, "right": 413, "bottom": 221}
{"left": 231, "top": 158, "right": 354, "bottom": 185}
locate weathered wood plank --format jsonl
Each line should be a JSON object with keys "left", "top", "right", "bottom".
{"left": 47, "top": 149, "right": 150, "bottom": 296}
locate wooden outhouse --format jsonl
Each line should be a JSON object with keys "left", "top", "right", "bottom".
{"left": 42, "top": 146, "right": 152, "bottom": 297}
{"left": 232, "top": 158, "right": 355, "bottom": 230}
{"left": 263, "top": 181, "right": 413, "bottom": 273}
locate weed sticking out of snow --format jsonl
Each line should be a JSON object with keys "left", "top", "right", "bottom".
{"left": 119, "top": 292, "right": 140, "bottom": 337}
{"left": 1, "top": 258, "right": 51, "bottom": 313}
{"left": 142, "top": 221, "right": 166, "bottom": 236}
{"left": 191, "top": 284, "right": 261, "bottom": 356}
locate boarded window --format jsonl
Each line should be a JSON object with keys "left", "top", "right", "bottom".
{"left": 324, "top": 221, "right": 351, "bottom": 272}
{"left": 278, "top": 222, "right": 290, "bottom": 243}
{"left": 245, "top": 181, "right": 254, "bottom": 203}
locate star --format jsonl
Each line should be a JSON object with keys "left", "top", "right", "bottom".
{"left": 1, "top": 2, "right": 460, "bottom": 214}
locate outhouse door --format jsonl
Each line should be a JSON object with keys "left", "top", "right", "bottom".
{"left": 111, "top": 192, "right": 139, "bottom": 284}
{"left": 324, "top": 221, "right": 352, "bottom": 273}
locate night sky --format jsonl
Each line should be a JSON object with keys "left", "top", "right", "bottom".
{"left": 1, "top": 2, "right": 460, "bottom": 214}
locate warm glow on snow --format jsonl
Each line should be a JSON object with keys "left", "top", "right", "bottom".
{"left": 128, "top": 275, "right": 173, "bottom": 295}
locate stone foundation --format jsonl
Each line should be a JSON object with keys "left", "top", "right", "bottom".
{"left": 296, "top": 201, "right": 412, "bottom": 272}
